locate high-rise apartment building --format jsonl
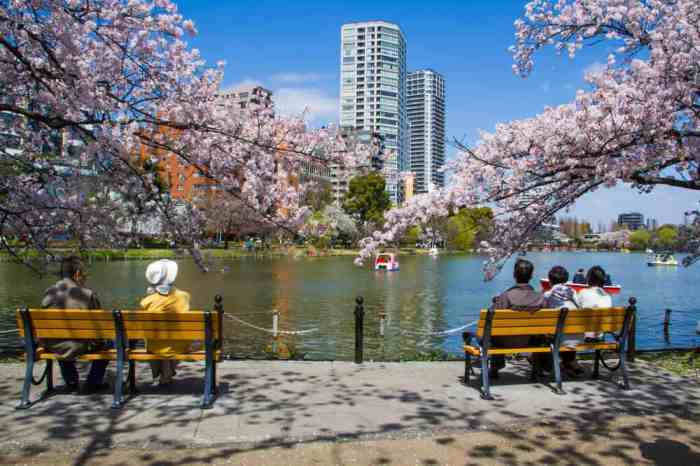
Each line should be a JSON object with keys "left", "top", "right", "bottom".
{"left": 407, "top": 69, "right": 445, "bottom": 193}
{"left": 339, "top": 21, "right": 407, "bottom": 204}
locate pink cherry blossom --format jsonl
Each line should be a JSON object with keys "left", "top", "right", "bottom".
{"left": 0, "top": 0, "right": 371, "bottom": 269}
{"left": 360, "top": 0, "right": 700, "bottom": 276}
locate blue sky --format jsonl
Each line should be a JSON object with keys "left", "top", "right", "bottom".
{"left": 178, "top": 0, "right": 698, "bottom": 228}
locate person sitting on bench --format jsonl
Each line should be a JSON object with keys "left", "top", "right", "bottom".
{"left": 141, "top": 259, "right": 192, "bottom": 387}
{"left": 490, "top": 259, "right": 545, "bottom": 379}
{"left": 578, "top": 266, "right": 613, "bottom": 341}
{"left": 41, "top": 255, "right": 110, "bottom": 393}
{"left": 544, "top": 265, "right": 584, "bottom": 377}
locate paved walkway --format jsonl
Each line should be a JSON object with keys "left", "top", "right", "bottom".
{"left": 0, "top": 359, "right": 698, "bottom": 465}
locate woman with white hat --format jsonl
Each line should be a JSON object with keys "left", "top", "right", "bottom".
{"left": 141, "top": 259, "right": 191, "bottom": 386}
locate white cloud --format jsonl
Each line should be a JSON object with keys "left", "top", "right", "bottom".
{"left": 273, "top": 88, "right": 338, "bottom": 126}
{"left": 270, "top": 72, "right": 330, "bottom": 84}
{"left": 583, "top": 61, "right": 606, "bottom": 77}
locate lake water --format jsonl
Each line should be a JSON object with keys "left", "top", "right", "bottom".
{"left": 0, "top": 252, "right": 698, "bottom": 360}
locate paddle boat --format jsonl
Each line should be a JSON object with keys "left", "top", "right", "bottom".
{"left": 539, "top": 278, "right": 622, "bottom": 296}
{"left": 647, "top": 252, "right": 678, "bottom": 266}
{"left": 428, "top": 247, "right": 439, "bottom": 257}
{"left": 375, "top": 253, "right": 399, "bottom": 271}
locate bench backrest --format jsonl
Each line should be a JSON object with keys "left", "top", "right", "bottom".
{"left": 119, "top": 310, "right": 221, "bottom": 340}
{"left": 17, "top": 309, "right": 116, "bottom": 340}
{"left": 16, "top": 309, "right": 221, "bottom": 342}
{"left": 562, "top": 307, "right": 627, "bottom": 334}
{"left": 476, "top": 307, "right": 628, "bottom": 338}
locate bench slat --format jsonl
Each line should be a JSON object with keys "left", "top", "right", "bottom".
{"left": 27, "top": 328, "right": 117, "bottom": 339}
{"left": 464, "top": 342, "right": 619, "bottom": 356}
{"left": 481, "top": 322, "right": 625, "bottom": 337}
{"left": 35, "top": 348, "right": 223, "bottom": 361}
{"left": 479, "top": 316, "right": 625, "bottom": 329}
{"left": 29, "top": 328, "right": 208, "bottom": 340}
{"left": 17, "top": 309, "right": 222, "bottom": 340}
{"left": 479, "top": 308, "right": 626, "bottom": 318}
{"left": 22, "top": 309, "right": 210, "bottom": 322}
{"left": 20, "top": 310, "right": 115, "bottom": 321}
{"left": 120, "top": 311, "right": 210, "bottom": 322}
{"left": 480, "top": 326, "right": 559, "bottom": 337}
{"left": 27, "top": 319, "right": 218, "bottom": 332}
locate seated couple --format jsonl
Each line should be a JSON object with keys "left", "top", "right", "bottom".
{"left": 490, "top": 259, "right": 612, "bottom": 379}
{"left": 41, "top": 256, "right": 193, "bottom": 393}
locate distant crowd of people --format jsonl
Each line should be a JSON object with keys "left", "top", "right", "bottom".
{"left": 41, "top": 256, "right": 193, "bottom": 393}
{"left": 490, "top": 259, "right": 613, "bottom": 379}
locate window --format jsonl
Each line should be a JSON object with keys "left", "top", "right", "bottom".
{"left": 0, "top": 132, "right": 20, "bottom": 150}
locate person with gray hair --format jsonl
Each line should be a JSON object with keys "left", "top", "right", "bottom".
{"left": 41, "top": 255, "right": 109, "bottom": 393}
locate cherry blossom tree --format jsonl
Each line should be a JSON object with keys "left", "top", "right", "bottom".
{"left": 0, "top": 0, "right": 369, "bottom": 270}
{"left": 359, "top": 0, "right": 700, "bottom": 277}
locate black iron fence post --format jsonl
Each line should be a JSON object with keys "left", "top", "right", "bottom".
{"left": 355, "top": 296, "right": 364, "bottom": 364}
{"left": 627, "top": 298, "right": 637, "bottom": 363}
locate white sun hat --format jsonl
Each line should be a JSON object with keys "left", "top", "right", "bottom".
{"left": 145, "top": 259, "right": 178, "bottom": 295}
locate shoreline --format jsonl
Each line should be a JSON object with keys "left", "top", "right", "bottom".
{"left": 0, "top": 247, "right": 466, "bottom": 262}
{"left": 0, "top": 247, "right": 660, "bottom": 263}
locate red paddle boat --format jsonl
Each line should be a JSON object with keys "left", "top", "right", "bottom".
{"left": 540, "top": 278, "right": 621, "bottom": 296}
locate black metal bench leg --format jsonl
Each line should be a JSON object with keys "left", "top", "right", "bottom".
{"left": 112, "top": 355, "right": 125, "bottom": 409}
{"left": 480, "top": 353, "right": 493, "bottom": 400}
{"left": 17, "top": 358, "right": 34, "bottom": 410}
{"left": 551, "top": 346, "right": 565, "bottom": 395}
{"left": 592, "top": 350, "right": 601, "bottom": 379}
{"left": 211, "top": 361, "right": 217, "bottom": 396}
{"left": 201, "top": 360, "right": 214, "bottom": 409}
{"left": 128, "top": 361, "right": 137, "bottom": 396}
{"left": 464, "top": 352, "right": 471, "bottom": 385}
{"left": 201, "top": 311, "right": 215, "bottom": 409}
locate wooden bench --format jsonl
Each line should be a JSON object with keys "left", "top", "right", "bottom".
{"left": 463, "top": 298, "right": 637, "bottom": 399}
{"left": 15, "top": 296, "right": 223, "bottom": 410}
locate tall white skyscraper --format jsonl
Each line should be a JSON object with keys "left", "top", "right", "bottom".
{"left": 407, "top": 69, "right": 445, "bottom": 194}
{"left": 339, "top": 21, "right": 407, "bottom": 204}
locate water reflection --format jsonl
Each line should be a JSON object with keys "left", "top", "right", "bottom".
{"left": 0, "top": 252, "right": 698, "bottom": 359}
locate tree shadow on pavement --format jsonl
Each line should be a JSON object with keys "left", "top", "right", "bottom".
{"left": 0, "top": 359, "right": 697, "bottom": 466}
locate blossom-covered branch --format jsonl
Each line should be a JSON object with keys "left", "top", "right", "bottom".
{"left": 0, "top": 0, "right": 370, "bottom": 270}
{"left": 359, "top": 0, "right": 699, "bottom": 276}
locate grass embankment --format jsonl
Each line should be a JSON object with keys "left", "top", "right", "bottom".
{"left": 0, "top": 246, "right": 457, "bottom": 262}
{"left": 638, "top": 350, "right": 700, "bottom": 377}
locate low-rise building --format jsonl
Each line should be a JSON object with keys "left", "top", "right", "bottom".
{"left": 618, "top": 212, "right": 645, "bottom": 230}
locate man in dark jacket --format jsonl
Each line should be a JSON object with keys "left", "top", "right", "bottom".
{"left": 41, "top": 256, "right": 109, "bottom": 393}
{"left": 490, "top": 259, "right": 545, "bottom": 378}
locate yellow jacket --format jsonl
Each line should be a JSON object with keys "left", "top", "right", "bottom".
{"left": 140, "top": 288, "right": 192, "bottom": 355}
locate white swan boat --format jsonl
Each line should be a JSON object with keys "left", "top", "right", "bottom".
{"left": 375, "top": 253, "right": 399, "bottom": 271}
{"left": 647, "top": 252, "right": 678, "bottom": 266}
